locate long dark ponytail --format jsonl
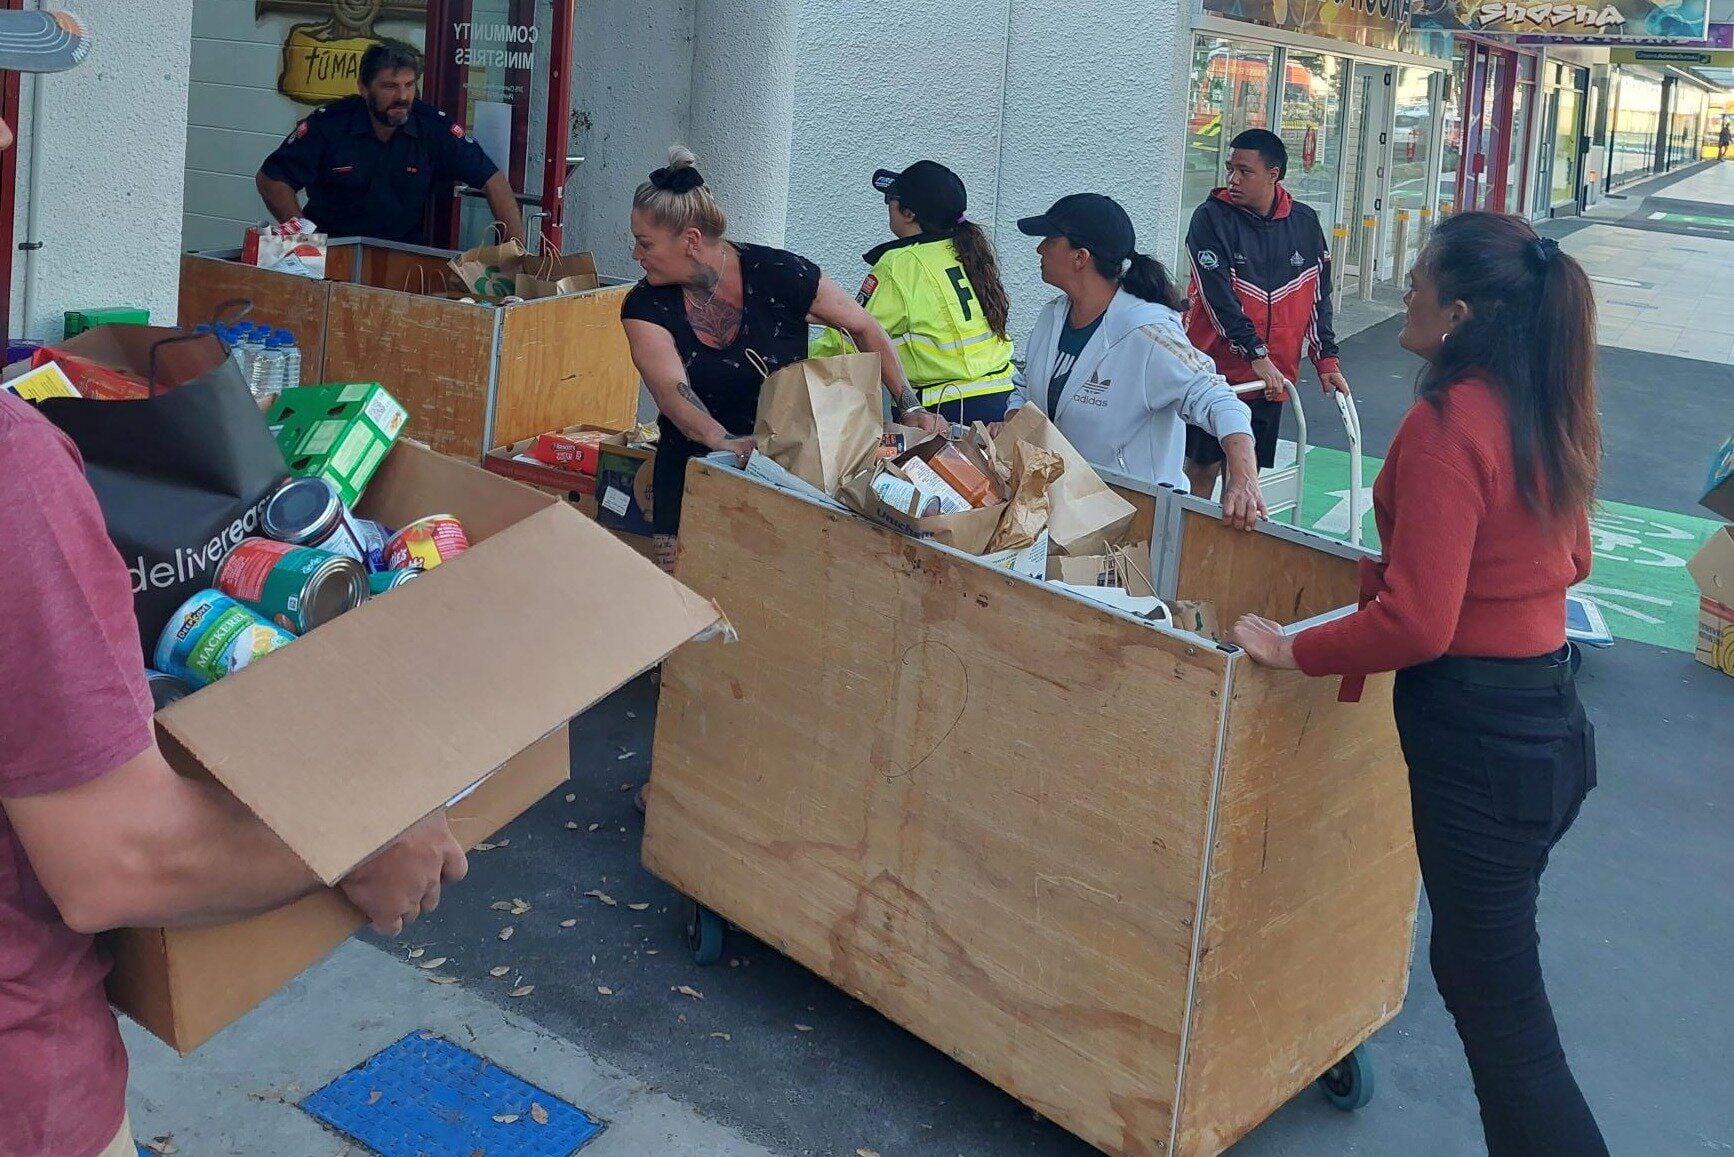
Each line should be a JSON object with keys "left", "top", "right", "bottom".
{"left": 1092, "top": 250, "right": 1184, "bottom": 310}
{"left": 947, "top": 219, "right": 1011, "bottom": 340}
{"left": 1420, "top": 211, "right": 1600, "bottom": 521}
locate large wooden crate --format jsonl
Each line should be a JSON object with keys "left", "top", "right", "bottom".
{"left": 644, "top": 462, "right": 1419, "bottom": 1157}
{"left": 179, "top": 240, "right": 639, "bottom": 459}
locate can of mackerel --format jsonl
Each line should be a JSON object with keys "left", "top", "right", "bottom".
{"left": 216, "top": 538, "right": 368, "bottom": 635}
{"left": 153, "top": 591, "right": 296, "bottom": 689}
{"left": 367, "top": 567, "right": 422, "bottom": 595}
{"left": 145, "top": 669, "right": 193, "bottom": 711}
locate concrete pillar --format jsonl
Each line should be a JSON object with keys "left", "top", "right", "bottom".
{"left": 688, "top": 0, "right": 799, "bottom": 246}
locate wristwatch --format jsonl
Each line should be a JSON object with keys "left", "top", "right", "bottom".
{"left": 1249, "top": 342, "right": 1269, "bottom": 361}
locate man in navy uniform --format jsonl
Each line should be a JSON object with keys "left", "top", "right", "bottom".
{"left": 256, "top": 40, "right": 524, "bottom": 246}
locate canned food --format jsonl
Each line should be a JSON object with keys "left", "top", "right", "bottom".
{"left": 145, "top": 669, "right": 193, "bottom": 711}
{"left": 353, "top": 518, "right": 391, "bottom": 572}
{"left": 382, "top": 515, "right": 469, "bottom": 571}
{"left": 154, "top": 590, "right": 296, "bottom": 689}
{"left": 216, "top": 538, "right": 368, "bottom": 635}
{"left": 261, "top": 475, "right": 370, "bottom": 564}
{"left": 367, "top": 567, "right": 422, "bottom": 595}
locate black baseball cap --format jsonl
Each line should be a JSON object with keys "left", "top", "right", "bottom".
{"left": 0, "top": 10, "right": 91, "bottom": 74}
{"left": 1017, "top": 194, "right": 1137, "bottom": 263}
{"left": 872, "top": 161, "right": 967, "bottom": 227}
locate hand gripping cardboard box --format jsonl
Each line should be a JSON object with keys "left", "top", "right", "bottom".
{"left": 104, "top": 440, "right": 724, "bottom": 1054}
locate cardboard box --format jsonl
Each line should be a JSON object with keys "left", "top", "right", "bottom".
{"left": 1688, "top": 526, "right": 1734, "bottom": 676}
{"left": 106, "top": 440, "right": 723, "bottom": 1053}
{"left": 483, "top": 425, "right": 623, "bottom": 497}
{"left": 267, "top": 383, "right": 409, "bottom": 507}
{"left": 32, "top": 324, "right": 228, "bottom": 402}
{"left": 596, "top": 440, "right": 657, "bottom": 536}
{"left": 528, "top": 428, "right": 609, "bottom": 474}
{"left": 1702, "top": 433, "right": 1733, "bottom": 521}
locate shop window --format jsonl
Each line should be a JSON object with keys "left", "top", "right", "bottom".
{"left": 1389, "top": 68, "right": 1439, "bottom": 273}
{"left": 1184, "top": 38, "right": 1275, "bottom": 224}
{"left": 1277, "top": 52, "right": 1346, "bottom": 234}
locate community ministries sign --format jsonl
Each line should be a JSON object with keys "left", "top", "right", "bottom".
{"left": 1412, "top": 0, "right": 1711, "bottom": 39}
{"left": 257, "top": 0, "right": 428, "bottom": 106}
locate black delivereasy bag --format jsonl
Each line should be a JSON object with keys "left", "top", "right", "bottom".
{"left": 38, "top": 327, "right": 289, "bottom": 659}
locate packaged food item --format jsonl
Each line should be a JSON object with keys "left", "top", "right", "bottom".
{"left": 527, "top": 429, "right": 609, "bottom": 473}
{"left": 266, "top": 383, "right": 407, "bottom": 507}
{"left": 153, "top": 591, "right": 296, "bottom": 689}
{"left": 930, "top": 443, "right": 1001, "bottom": 509}
{"left": 261, "top": 476, "right": 372, "bottom": 564}
{"left": 382, "top": 515, "right": 470, "bottom": 572}
{"left": 899, "top": 457, "right": 974, "bottom": 514}
{"left": 144, "top": 669, "right": 193, "bottom": 711}
{"left": 215, "top": 538, "right": 368, "bottom": 635}
{"left": 872, "top": 473, "right": 946, "bottom": 518}
{"left": 367, "top": 568, "right": 422, "bottom": 595}
{"left": 4, "top": 361, "right": 80, "bottom": 401}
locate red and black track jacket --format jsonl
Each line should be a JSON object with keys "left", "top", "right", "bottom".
{"left": 1183, "top": 186, "right": 1341, "bottom": 388}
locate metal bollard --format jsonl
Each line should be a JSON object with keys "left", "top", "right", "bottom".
{"left": 1391, "top": 210, "right": 1411, "bottom": 284}
{"left": 1358, "top": 214, "right": 1377, "bottom": 301}
{"left": 1332, "top": 222, "right": 1350, "bottom": 312}
{"left": 1418, "top": 204, "right": 1434, "bottom": 249}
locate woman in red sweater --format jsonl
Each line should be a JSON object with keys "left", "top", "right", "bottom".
{"left": 1231, "top": 212, "right": 1606, "bottom": 1155}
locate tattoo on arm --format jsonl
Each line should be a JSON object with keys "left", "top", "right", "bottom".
{"left": 896, "top": 386, "right": 922, "bottom": 413}
{"left": 675, "top": 381, "right": 711, "bottom": 417}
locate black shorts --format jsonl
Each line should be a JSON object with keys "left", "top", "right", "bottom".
{"left": 1186, "top": 396, "right": 1281, "bottom": 469}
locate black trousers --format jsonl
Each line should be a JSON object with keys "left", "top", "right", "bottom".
{"left": 1394, "top": 650, "right": 1608, "bottom": 1157}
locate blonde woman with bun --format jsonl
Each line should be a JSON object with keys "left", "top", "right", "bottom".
{"left": 621, "top": 147, "right": 945, "bottom": 570}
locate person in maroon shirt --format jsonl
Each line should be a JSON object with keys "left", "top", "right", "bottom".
{"left": 1230, "top": 212, "right": 1607, "bottom": 1155}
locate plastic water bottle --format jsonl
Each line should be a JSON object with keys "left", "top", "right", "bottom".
{"left": 249, "top": 332, "right": 286, "bottom": 400}
{"left": 274, "top": 329, "right": 301, "bottom": 393}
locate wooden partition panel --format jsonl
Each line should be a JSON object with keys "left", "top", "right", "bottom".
{"left": 648, "top": 463, "right": 1230, "bottom": 1156}
{"left": 323, "top": 283, "right": 498, "bottom": 457}
{"left": 177, "top": 255, "right": 332, "bottom": 387}
{"left": 1175, "top": 509, "right": 1362, "bottom": 628}
{"left": 356, "top": 246, "right": 460, "bottom": 296}
{"left": 1176, "top": 660, "right": 1414, "bottom": 1155}
{"left": 494, "top": 286, "right": 639, "bottom": 445}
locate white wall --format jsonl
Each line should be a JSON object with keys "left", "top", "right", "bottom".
{"left": 8, "top": 0, "right": 194, "bottom": 342}
{"left": 182, "top": 0, "right": 424, "bottom": 254}
{"left": 565, "top": 0, "right": 695, "bottom": 275}
{"left": 779, "top": 0, "right": 1194, "bottom": 343}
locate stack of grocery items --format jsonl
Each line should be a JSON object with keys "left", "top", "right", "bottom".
{"left": 146, "top": 383, "right": 472, "bottom": 706}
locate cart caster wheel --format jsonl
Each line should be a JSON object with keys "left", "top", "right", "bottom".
{"left": 687, "top": 903, "right": 726, "bottom": 966}
{"left": 1318, "top": 1045, "right": 1374, "bottom": 1112}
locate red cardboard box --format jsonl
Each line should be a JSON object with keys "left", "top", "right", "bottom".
{"left": 527, "top": 428, "right": 609, "bottom": 475}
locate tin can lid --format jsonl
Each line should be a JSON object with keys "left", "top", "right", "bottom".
{"left": 263, "top": 476, "right": 342, "bottom": 545}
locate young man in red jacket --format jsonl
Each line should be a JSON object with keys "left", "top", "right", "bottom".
{"left": 1183, "top": 128, "right": 1352, "bottom": 500}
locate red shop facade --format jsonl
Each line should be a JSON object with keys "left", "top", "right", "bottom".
{"left": 1449, "top": 36, "right": 1542, "bottom": 215}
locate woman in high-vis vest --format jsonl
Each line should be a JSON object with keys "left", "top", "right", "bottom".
{"left": 813, "top": 161, "right": 1017, "bottom": 425}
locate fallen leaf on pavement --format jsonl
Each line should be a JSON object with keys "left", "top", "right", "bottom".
{"left": 565, "top": 821, "right": 579, "bottom": 830}
{"left": 587, "top": 823, "right": 601, "bottom": 832}
{"left": 473, "top": 842, "right": 498, "bottom": 852}
{"left": 489, "top": 965, "right": 511, "bottom": 978}
{"left": 795, "top": 1024, "right": 813, "bottom": 1032}
{"left": 858, "top": 1149, "right": 882, "bottom": 1157}
{"left": 427, "top": 975, "right": 460, "bottom": 985}
{"left": 492, "top": 1113, "right": 519, "bottom": 1124}
{"left": 509, "top": 985, "right": 535, "bottom": 998}
{"left": 531, "top": 1103, "right": 550, "bottom": 1125}
{"left": 417, "top": 957, "right": 448, "bottom": 970}
{"left": 710, "top": 1032, "right": 731, "bottom": 1041}
{"left": 627, "top": 903, "right": 650, "bottom": 911}
{"left": 583, "top": 890, "right": 617, "bottom": 906}
{"left": 598, "top": 985, "right": 614, "bottom": 995}
{"left": 144, "top": 1140, "right": 177, "bottom": 1156}
{"left": 560, "top": 919, "right": 577, "bottom": 928}
{"left": 499, "top": 926, "right": 515, "bottom": 941}
{"left": 489, "top": 900, "right": 515, "bottom": 912}
{"left": 407, "top": 947, "right": 425, "bottom": 959}
{"left": 673, "top": 984, "right": 704, "bottom": 1000}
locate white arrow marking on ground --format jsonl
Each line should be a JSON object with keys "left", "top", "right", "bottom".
{"left": 1573, "top": 583, "right": 1672, "bottom": 627}
{"left": 1309, "top": 487, "right": 1376, "bottom": 538}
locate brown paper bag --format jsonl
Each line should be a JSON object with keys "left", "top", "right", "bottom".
{"left": 448, "top": 236, "right": 528, "bottom": 300}
{"left": 839, "top": 435, "right": 1009, "bottom": 555}
{"left": 514, "top": 250, "right": 604, "bottom": 300}
{"left": 754, "top": 352, "right": 885, "bottom": 495}
{"left": 999, "top": 406, "right": 1137, "bottom": 556}
{"left": 985, "top": 439, "right": 1064, "bottom": 553}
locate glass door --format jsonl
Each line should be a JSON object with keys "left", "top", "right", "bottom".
{"left": 1550, "top": 85, "right": 1582, "bottom": 212}
{"left": 1341, "top": 64, "right": 1393, "bottom": 282}
{"left": 1183, "top": 38, "right": 1277, "bottom": 230}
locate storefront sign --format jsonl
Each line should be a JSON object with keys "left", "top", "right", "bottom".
{"left": 1201, "top": 0, "right": 1408, "bottom": 51}
{"left": 1520, "top": 20, "right": 1733, "bottom": 45}
{"left": 1608, "top": 45, "right": 1734, "bottom": 63}
{"left": 1415, "top": 0, "right": 1711, "bottom": 40}
{"left": 261, "top": 0, "right": 428, "bottom": 107}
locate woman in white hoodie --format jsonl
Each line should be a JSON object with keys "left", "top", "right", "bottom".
{"left": 1006, "top": 194, "right": 1266, "bottom": 531}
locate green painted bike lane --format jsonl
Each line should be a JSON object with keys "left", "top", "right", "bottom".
{"left": 1284, "top": 445, "right": 1719, "bottom": 652}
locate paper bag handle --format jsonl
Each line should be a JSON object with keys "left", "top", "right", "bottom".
{"left": 402, "top": 264, "right": 429, "bottom": 295}
{"left": 744, "top": 348, "right": 772, "bottom": 382}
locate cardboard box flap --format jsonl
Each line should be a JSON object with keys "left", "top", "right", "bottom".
{"left": 1688, "top": 525, "right": 1734, "bottom": 600}
{"left": 155, "top": 501, "right": 721, "bottom": 885}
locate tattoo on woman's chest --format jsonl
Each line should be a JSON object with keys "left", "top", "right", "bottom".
{"left": 684, "top": 288, "right": 743, "bottom": 347}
